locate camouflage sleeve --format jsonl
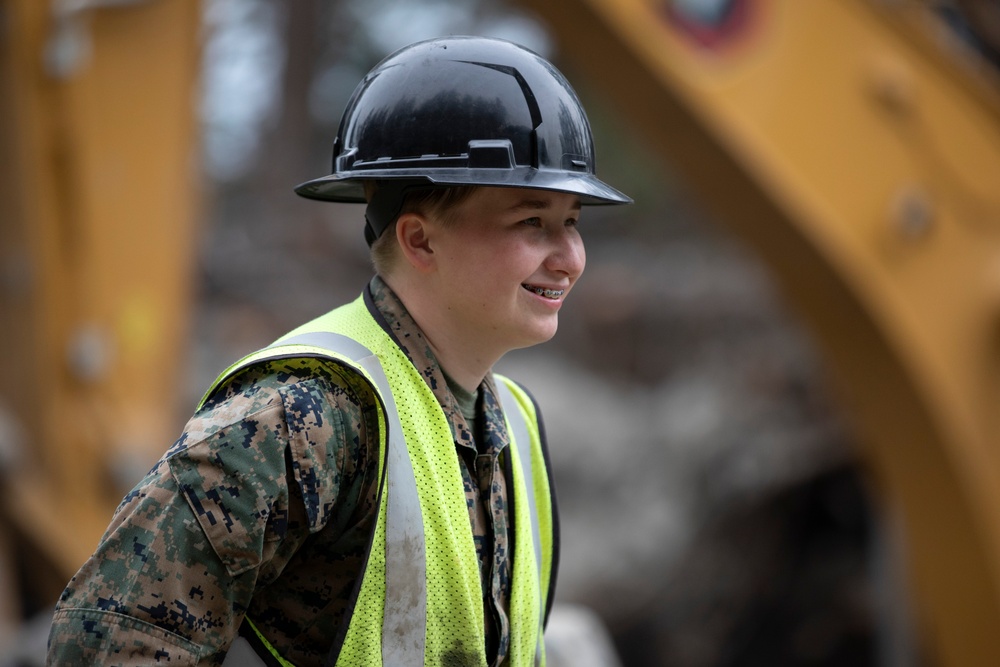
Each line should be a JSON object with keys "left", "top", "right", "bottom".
{"left": 46, "top": 362, "right": 368, "bottom": 666}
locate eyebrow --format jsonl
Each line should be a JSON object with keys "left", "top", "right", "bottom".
{"left": 509, "top": 198, "right": 582, "bottom": 212}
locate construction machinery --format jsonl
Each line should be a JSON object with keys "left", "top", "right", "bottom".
{"left": 4, "top": 0, "right": 1000, "bottom": 665}
{"left": 515, "top": 0, "right": 1000, "bottom": 664}
{"left": 0, "top": 0, "right": 201, "bottom": 623}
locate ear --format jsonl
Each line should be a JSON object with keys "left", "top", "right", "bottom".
{"left": 395, "top": 212, "right": 436, "bottom": 273}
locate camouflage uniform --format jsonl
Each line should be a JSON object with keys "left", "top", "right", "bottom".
{"left": 48, "top": 276, "right": 520, "bottom": 666}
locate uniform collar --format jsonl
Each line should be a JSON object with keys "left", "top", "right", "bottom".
{"left": 366, "top": 275, "right": 505, "bottom": 453}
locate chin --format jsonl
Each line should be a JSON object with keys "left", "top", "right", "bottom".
{"left": 519, "top": 322, "right": 559, "bottom": 349}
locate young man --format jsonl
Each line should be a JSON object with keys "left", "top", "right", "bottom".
{"left": 47, "top": 36, "right": 630, "bottom": 666}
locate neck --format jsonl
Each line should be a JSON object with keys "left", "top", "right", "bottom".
{"left": 383, "top": 272, "right": 499, "bottom": 393}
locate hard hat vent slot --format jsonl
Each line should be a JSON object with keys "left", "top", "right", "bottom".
{"left": 562, "top": 154, "right": 590, "bottom": 172}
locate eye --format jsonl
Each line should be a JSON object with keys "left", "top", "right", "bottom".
{"left": 521, "top": 217, "right": 542, "bottom": 227}
{"left": 565, "top": 217, "right": 580, "bottom": 227}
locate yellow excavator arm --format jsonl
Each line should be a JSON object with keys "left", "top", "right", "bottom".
{"left": 0, "top": 0, "right": 201, "bottom": 597}
{"left": 513, "top": 0, "right": 1000, "bottom": 664}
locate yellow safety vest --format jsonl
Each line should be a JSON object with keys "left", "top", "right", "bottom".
{"left": 215, "top": 293, "right": 557, "bottom": 667}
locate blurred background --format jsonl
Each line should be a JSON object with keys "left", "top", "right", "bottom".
{"left": 3, "top": 0, "right": 1000, "bottom": 664}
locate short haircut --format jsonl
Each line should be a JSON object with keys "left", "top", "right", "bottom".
{"left": 368, "top": 182, "right": 478, "bottom": 276}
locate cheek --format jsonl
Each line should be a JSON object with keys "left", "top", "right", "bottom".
{"left": 565, "top": 235, "right": 586, "bottom": 280}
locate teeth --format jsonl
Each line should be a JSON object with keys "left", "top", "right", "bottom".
{"left": 523, "top": 284, "right": 564, "bottom": 299}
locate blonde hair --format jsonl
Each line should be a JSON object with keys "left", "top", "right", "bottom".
{"left": 367, "top": 182, "right": 478, "bottom": 276}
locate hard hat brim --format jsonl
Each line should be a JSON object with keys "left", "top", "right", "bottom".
{"left": 294, "top": 168, "right": 633, "bottom": 206}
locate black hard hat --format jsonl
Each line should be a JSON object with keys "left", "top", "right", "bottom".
{"left": 294, "top": 35, "right": 632, "bottom": 243}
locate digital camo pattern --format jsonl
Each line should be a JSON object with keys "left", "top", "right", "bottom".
{"left": 48, "top": 277, "right": 518, "bottom": 667}
{"left": 48, "top": 356, "right": 380, "bottom": 666}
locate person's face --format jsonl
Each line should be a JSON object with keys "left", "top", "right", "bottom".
{"left": 428, "top": 186, "right": 586, "bottom": 354}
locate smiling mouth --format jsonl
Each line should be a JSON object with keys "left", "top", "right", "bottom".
{"left": 522, "top": 283, "right": 565, "bottom": 300}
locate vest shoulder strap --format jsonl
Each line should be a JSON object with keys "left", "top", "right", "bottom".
{"left": 494, "top": 375, "right": 545, "bottom": 664}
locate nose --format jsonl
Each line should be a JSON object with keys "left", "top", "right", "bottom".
{"left": 544, "top": 226, "right": 586, "bottom": 279}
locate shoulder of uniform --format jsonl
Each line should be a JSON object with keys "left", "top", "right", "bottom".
{"left": 168, "top": 356, "right": 373, "bottom": 458}
{"left": 203, "top": 356, "right": 370, "bottom": 408}
{"left": 164, "top": 355, "right": 379, "bottom": 547}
